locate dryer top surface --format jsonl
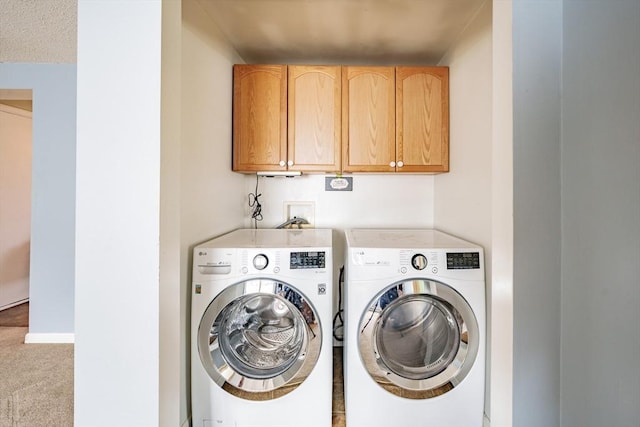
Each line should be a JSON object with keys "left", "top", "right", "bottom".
{"left": 345, "top": 228, "right": 481, "bottom": 251}
{"left": 198, "top": 228, "right": 332, "bottom": 250}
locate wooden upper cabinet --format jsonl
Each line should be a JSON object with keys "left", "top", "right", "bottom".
{"left": 396, "top": 66, "right": 449, "bottom": 172}
{"left": 233, "top": 64, "right": 449, "bottom": 174}
{"left": 288, "top": 65, "right": 341, "bottom": 172}
{"left": 342, "top": 66, "right": 396, "bottom": 172}
{"left": 233, "top": 64, "right": 287, "bottom": 172}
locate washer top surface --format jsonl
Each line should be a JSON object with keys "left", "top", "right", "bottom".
{"left": 345, "top": 228, "right": 479, "bottom": 250}
{"left": 198, "top": 228, "right": 332, "bottom": 250}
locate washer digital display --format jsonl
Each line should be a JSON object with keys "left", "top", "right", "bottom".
{"left": 447, "top": 252, "right": 480, "bottom": 269}
{"left": 290, "top": 251, "right": 326, "bottom": 269}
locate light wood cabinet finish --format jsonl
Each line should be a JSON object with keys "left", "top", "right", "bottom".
{"left": 342, "top": 66, "right": 396, "bottom": 172}
{"left": 233, "top": 64, "right": 449, "bottom": 174}
{"left": 288, "top": 65, "right": 341, "bottom": 172}
{"left": 396, "top": 66, "right": 449, "bottom": 172}
{"left": 233, "top": 64, "right": 287, "bottom": 172}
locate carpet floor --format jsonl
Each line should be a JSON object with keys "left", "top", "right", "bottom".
{"left": 0, "top": 303, "right": 74, "bottom": 427}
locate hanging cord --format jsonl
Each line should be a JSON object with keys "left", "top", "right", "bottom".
{"left": 248, "top": 174, "right": 263, "bottom": 229}
{"left": 360, "top": 301, "right": 377, "bottom": 335}
{"left": 333, "top": 265, "right": 345, "bottom": 342}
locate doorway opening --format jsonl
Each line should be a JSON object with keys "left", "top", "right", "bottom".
{"left": 0, "top": 89, "right": 33, "bottom": 326}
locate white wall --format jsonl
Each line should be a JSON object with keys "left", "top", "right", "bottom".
{"left": 0, "top": 64, "right": 76, "bottom": 338}
{"left": 0, "top": 104, "right": 32, "bottom": 309}
{"left": 75, "top": 1, "right": 162, "bottom": 425}
{"left": 435, "top": 0, "right": 498, "bottom": 421}
{"left": 512, "top": 1, "right": 562, "bottom": 426}
{"left": 181, "top": 0, "right": 246, "bottom": 423}
{"left": 246, "top": 174, "right": 434, "bottom": 232}
{"left": 561, "top": 1, "right": 640, "bottom": 425}
{"left": 435, "top": 2, "right": 492, "bottom": 247}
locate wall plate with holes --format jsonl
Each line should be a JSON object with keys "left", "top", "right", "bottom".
{"left": 283, "top": 201, "right": 315, "bottom": 227}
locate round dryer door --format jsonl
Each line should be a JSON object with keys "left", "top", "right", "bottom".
{"left": 197, "top": 279, "right": 322, "bottom": 400}
{"left": 358, "top": 279, "right": 479, "bottom": 399}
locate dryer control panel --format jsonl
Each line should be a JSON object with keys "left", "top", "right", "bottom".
{"left": 447, "top": 252, "right": 481, "bottom": 269}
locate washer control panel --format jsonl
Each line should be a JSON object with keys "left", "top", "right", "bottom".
{"left": 194, "top": 248, "right": 233, "bottom": 275}
{"left": 290, "top": 251, "right": 326, "bottom": 269}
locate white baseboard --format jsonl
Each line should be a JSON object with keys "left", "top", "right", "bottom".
{"left": 24, "top": 332, "right": 75, "bottom": 344}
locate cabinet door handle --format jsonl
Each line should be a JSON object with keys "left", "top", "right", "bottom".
{"left": 287, "top": 160, "right": 294, "bottom": 167}
{"left": 279, "top": 160, "right": 286, "bottom": 167}
{"left": 389, "top": 161, "right": 396, "bottom": 167}
{"left": 397, "top": 161, "right": 404, "bottom": 168}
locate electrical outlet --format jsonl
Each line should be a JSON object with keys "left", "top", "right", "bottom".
{"left": 283, "top": 201, "right": 315, "bottom": 228}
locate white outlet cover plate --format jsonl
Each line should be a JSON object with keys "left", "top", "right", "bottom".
{"left": 283, "top": 201, "right": 315, "bottom": 226}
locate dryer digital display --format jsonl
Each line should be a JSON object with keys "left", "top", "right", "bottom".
{"left": 290, "top": 251, "right": 326, "bottom": 269}
{"left": 446, "top": 252, "right": 481, "bottom": 269}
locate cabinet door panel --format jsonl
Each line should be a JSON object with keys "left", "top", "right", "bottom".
{"left": 233, "top": 65, "right": 287, "bottom": 172}
{"left": 288, "top": 65, "right": 341, "bottom": 172}
{"left": 342, "top": 66, "right": 395, "bottom": 172}
{"left": 396, "top": 67, "right": 449, "bottom": 172}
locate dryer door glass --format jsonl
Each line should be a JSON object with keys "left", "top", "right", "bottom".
{"left": 375, "top": 295, "right": 460, "bottom": 380}
{"left": 197, "top": 279, "right": 322, "bottom": 400}
{"left": 358, "top": 279, "right": 479, "bottom": 399}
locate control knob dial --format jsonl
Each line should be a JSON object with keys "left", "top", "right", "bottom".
{"left": 411, "top": 254, "right": 428, "bottom": 270}
{"left": 253, "top": 254, "right": 269, "bottom": 270}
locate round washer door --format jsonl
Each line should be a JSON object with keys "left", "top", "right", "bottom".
{"left": 198, "top": 279, "right": 322, "bottom": 400}
{"left": 358, "top": 279, "right": 479, "bottom": 399}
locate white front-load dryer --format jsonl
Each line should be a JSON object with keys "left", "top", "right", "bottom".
{"left": 344, "top": 229, "right": 486, "bottom": 427}
{"left": 191, "top": 229, "right": 333, "bottom": 427}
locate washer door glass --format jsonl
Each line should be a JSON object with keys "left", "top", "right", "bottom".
{"left": 218, "top": 293, "right": 305, "bottom": 379}
{"left": 358, "top": 279, "right": 478, "bottom": 399}
{"left": 198, "top": 279, "right": 321, "bottom": 400}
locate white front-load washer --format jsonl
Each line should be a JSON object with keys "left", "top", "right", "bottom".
{"left": 344, "top": 229, "right": 486, "bottom": 427}
{"left": 191, "top": 229, "right": 333, "bottom": 427}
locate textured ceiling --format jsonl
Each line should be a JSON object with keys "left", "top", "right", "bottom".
{"left": 0, "top": 0, "right": 484, "bottom": 66}
{"left": 0, "top": 0, "right": 77, "bottom": 63}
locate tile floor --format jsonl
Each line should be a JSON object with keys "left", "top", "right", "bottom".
{"left": 332, "top": 347, "right": 346, "bottom": 427}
